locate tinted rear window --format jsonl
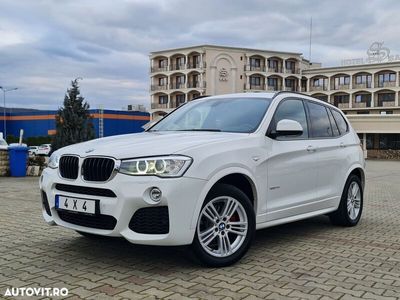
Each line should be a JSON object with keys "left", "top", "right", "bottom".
{"left": 331, "top": 108, "right": 348, "bottom": 135}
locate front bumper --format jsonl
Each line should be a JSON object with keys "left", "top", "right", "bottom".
{"left": 40, "top": 168, "right": 207, "bottom": 246}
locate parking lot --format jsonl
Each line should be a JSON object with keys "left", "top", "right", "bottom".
{"left": 0, "top": 160, "right": 399, "bottom": 299}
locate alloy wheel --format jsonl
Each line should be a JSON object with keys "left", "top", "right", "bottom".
{"left": 197, "top": 196, "right": 248, "bottom": 258}
{"left": 347, "top": 181, "right": 361, "bottom": 220}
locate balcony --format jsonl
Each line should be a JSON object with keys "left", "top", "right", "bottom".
{"left": 284, "top": 86, "right": 298, "bottom": 92}
{"left": 169, "top": 82, "right": 185, "bottom": 90}
{"left": 187, "top": 62, "right": 206, "bottom": 69}
{"left": 300, "top": 87, "right": 307, "bottom": 92}
{"left": 170, "top": 64, "right": 186, "bottom": 71}
{"left": 267, "top": 85, "right": 282, "bottom": 91}
{"left": 353, "top": 83, "right": 371, "bottom": 89}
{"left": 310, "top": 85, "right": 328, "bottom": 92}
{"left": 187, "top": 81, "right": 206, "bottom": 89}
{"left": 333, "top": 84, "right": 350, "bottom": 90}
{"left": 381, "top": 101, "right": 395, "bottom": 107}
{"left": 150, "top": 85, "right": 168, "bottom": 91}
{"left": 248, "top": 84, "right": 264, "bottom": 90}
{"left": 338, "top": 103, "right": 350, "bottom": 109}
{"left": 377, "top": 81, "right": 396, "bottom": 88}
{"left": 353, "top": 102, "right": 367, "bottom": 108}
{"left": 151, "top": 103, "right": 168, "bottom": 109}
{"left": 267, "top": 67, "right": 283, "bottom": 73}
{"left": 245, "top": 65, "right": 266, "bottom": 72}
{"left": 151, "top": 66, "right": 169, "bottom": 73}
{"left": 285, "top": 68, "right": 300, "bottom": 74}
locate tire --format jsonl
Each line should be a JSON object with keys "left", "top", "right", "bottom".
{"left": 192, "top": 183, "right": 255, "bottom": 267}
{"left": 329, "top": 175, "right": 363, "bottom": 226}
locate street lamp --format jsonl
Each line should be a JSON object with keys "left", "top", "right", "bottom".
{"left": 0, "top": 87, "right": 18, "bottom": 139}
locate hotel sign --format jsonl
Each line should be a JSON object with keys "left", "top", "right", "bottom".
{"left": 341, "top": 42, "right": 400, "bottom": 66}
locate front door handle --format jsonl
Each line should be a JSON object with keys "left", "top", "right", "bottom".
{"left": 340, "top": 142, "right": 346, "bottom": 148}
{"left": 306, "top": 145, "right": 317, "bottom": 152}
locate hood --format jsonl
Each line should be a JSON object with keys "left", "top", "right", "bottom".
{"left": 56, "top": 131, "right": 247, "bottom": 159}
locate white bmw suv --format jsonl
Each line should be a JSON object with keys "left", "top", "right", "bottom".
{"left": 40, "top": 92, "right": 365, "bottom": 267}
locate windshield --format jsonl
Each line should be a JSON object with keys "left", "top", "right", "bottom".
{"left": 149, "top": 97, "right": 272, "bottom": 133}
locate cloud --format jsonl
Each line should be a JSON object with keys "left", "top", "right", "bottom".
{"left": 0, "top": 0, "right": 400, "bottom": 109}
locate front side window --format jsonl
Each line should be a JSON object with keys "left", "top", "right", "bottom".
{"left": 272, "top": 99, "right": 308, "bottom": 139}
{"left": 307, "top": 101, "right": 333, "bottom": 138}
{"left": 150, "top": 97, "right": 272, "bottom": 133}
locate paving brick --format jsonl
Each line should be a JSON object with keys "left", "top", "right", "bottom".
{"left": 0, "top": 160, "right": 399, "bottom": 300}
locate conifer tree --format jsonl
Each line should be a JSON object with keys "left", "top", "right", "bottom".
{"left": 52, "top": 78, "right": 95, "bottom": 151}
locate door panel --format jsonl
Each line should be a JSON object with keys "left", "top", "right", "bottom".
{"left": 265, "top": 98, "right": 318, "bottom": 221}
{"left": 266, "top": 139, "right": 319, "bottom": 221}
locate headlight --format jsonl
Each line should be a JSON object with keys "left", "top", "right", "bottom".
{"left": 119, "top": 155, "right": 192, "bottom": 177}
{"left": 48, "top": 153, "right": 60, "bottom": 169}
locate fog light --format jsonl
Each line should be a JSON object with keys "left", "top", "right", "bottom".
{"left": 149, "top": 187, "right": 162, "bottom": 202}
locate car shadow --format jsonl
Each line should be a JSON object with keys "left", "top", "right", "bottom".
{"left": 43, "top": 215, "right": 338, "bottom": 272}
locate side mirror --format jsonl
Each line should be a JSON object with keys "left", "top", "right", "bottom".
{"left": 274, "top": 119, "right": 303, "bottom": 137}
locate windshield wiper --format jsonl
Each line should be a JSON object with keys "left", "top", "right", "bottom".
{"left": 177, "top": 129, "right": 222, "bottom": 132}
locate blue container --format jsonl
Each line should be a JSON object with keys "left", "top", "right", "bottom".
{"left": 8, "top": 145, "right": 29, "bottom": 177}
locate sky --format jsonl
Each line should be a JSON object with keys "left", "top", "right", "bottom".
{"left": 1, "top": 0, "right": 400, "bottom": 110}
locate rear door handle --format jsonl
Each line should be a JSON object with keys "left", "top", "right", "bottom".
{"left": 340, "top": 142, "right": 346, "bottom": 148}
{"left": 306, "top": 145, "right": 317, "bottom": 152}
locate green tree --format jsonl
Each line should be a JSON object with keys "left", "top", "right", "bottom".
{"left": 52, "top": 78, "right": 95, "bottom": 151}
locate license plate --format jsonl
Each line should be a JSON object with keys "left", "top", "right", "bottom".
{"left": 55, "top": 195, "right": 97, "bottom": 214}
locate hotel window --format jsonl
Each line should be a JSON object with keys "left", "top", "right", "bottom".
{"left": 285, "top": 79, "right": 294, "bottom": 87}
{"left": 355, "top": 95, "right": 362, "bottom": 103}
{"left": 192, "top": 55, "right": 199, "bottom": 67}
{"left": 158, "top": 77, "right": 167, "bottom": 86}
{"left": 379, "top": 134, "right": 400, "bottom": 150}
{"left": 378, "top": 93, "right": 395, "bottom": 102}
{"left": 176, "top": 75, "right": 185, "bottom": 84}
{"left": 192, "top": 74, "right": 199, "bottom": 86}
{"left": 285, "top": 60, "right": 295, "bottom": 70}
{"left": 380, "top": 111, "right": 393, "bottom": 115}
{"left": 378, "top": 73, "right": 396, "bottom": 87}
{"left": 159, "top": 95, "right": 168, "bottom": 104}
{"left": 176, "top": 57, "right": 184, "bottom": 68}
{"left": 158, "top": 59, "right": 167, "bottom": 68}
{"left": 268, "top": 78, "right": 278, "bottom": 87}
{"left": 378, "top": 73, "right": 396, "bottom": 82}
{"left": 176, "top": 94, "right": 185, "bottom": 104}
{"left": 355, "top": 74, "right": 372, "bottom": 86}
{"left": 268, "top": 60, "right": 278, "bottom": 69}
{"left": 334, "top": 76, "right": 350, "bottom": 86}
{"left": 250, "top": 76, "right": 261, "bottom": 86}
{"left": 250, "top": 58, "right": 261, "bottom": 67}
{"left": 313, "top": 78, "right": 325, "bottom": 87}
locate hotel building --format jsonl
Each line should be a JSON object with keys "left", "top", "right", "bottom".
{"left": 149, "top": 45, "right": 400, "bottom": 159}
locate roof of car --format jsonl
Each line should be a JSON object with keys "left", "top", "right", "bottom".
{"left": 200, "top": 92, "right": 276, "bottom": 100}
{"left": 198, "top": 92, "right": 341, "bottom": 113}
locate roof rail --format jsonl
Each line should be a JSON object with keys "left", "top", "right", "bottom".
{"left": 272, "top": 91, "right": 311, "bottom": 99}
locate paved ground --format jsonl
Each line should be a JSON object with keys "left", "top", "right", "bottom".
{"left": 0, "top": 160, "right": 400, "bottom": 300}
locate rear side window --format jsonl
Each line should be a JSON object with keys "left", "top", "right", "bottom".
{"left": 331, "top": 108, "right": 348, "bottom": 135}
{"left": 272, "top": 99, "right": 308, "bottom": 139}
{"left": 327, "top": 109, "right": 340, "bottom": 137}
{"left": 307, "top": 101, "right": 333, "bottom": 138}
